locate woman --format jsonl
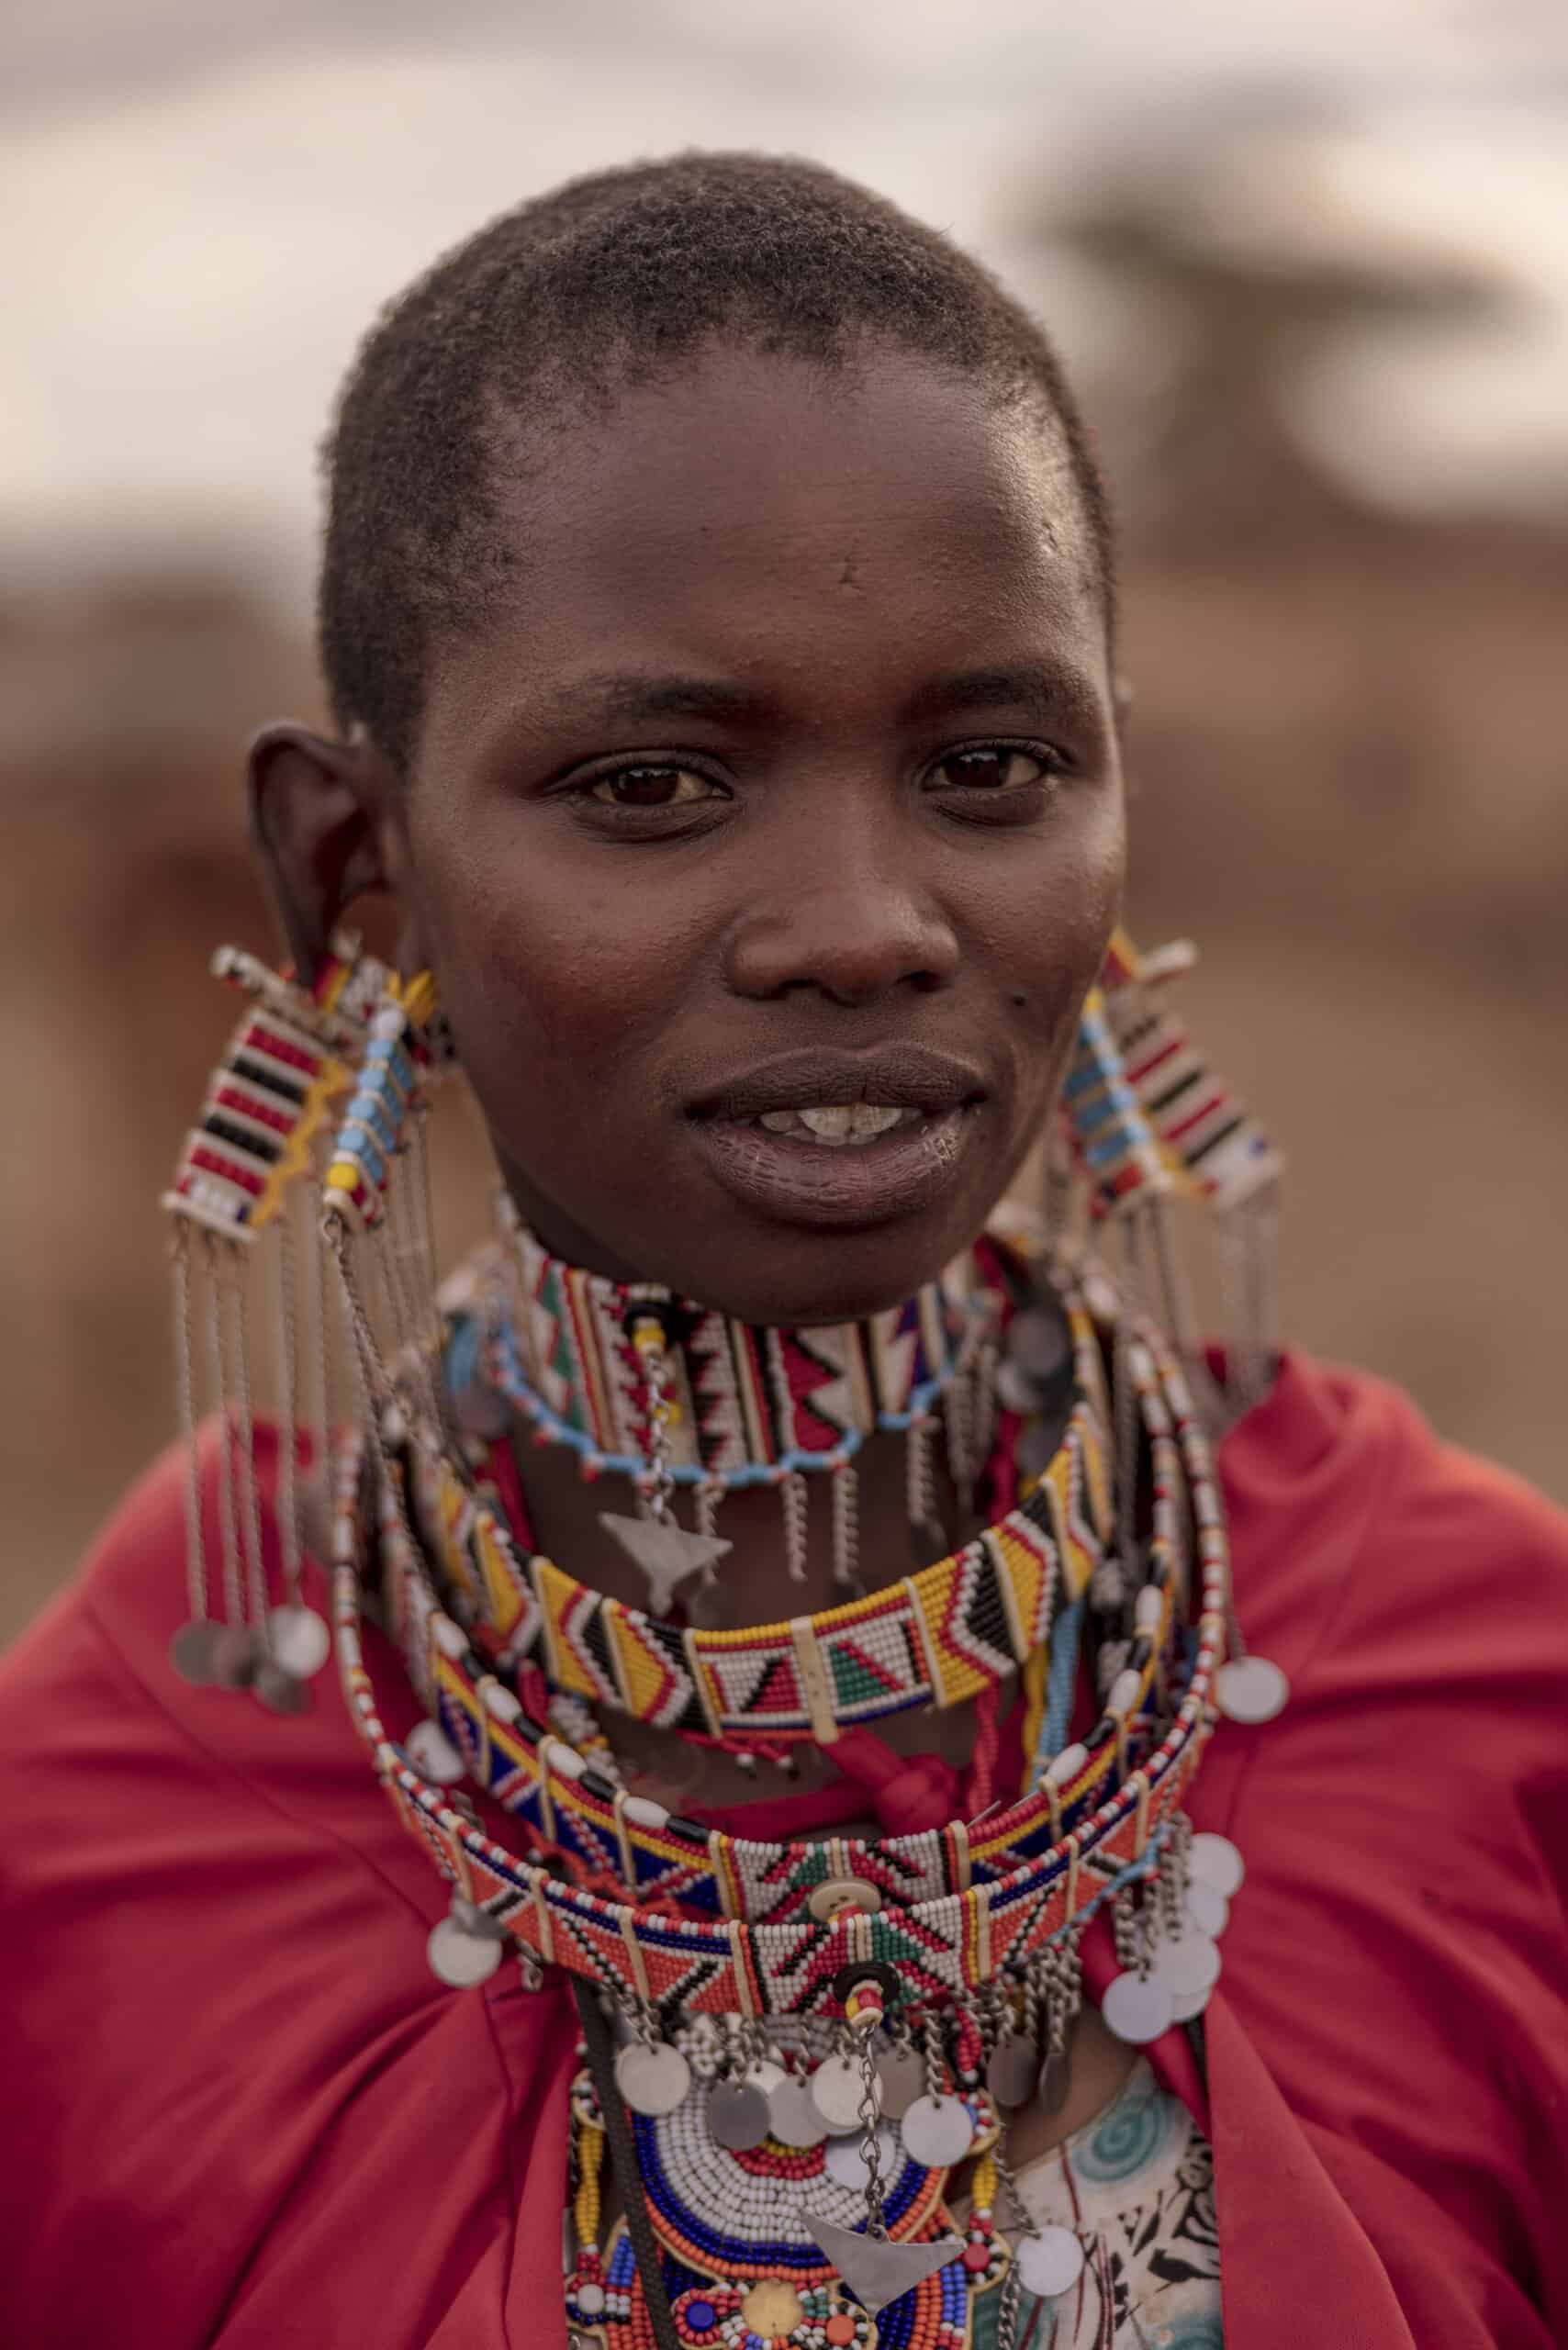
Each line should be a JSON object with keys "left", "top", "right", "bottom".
{"left": 2, "top": 154, "right": 1563, "bottom": 2350}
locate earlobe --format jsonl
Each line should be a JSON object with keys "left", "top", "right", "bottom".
{"left": 246, "top": 722, "right": 393, "bottom": 986}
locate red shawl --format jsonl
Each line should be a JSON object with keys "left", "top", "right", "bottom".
{"left": 1, "top": 1354, "right": 1564, "bottom": 2346}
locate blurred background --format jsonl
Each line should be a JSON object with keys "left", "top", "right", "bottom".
{"left": 4, "top": 0, "right": 1565, "bottom": 1642}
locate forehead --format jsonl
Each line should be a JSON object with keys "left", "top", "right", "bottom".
{"left": 431, "top": 342, "right": 1107, "bottom": 741}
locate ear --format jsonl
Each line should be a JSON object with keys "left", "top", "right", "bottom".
{"left": 246, "top": 722, "right": 397, "bottom": 986}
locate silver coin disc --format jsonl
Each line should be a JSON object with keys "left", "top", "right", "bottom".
{"left": 1016, "top": 2225, "right": 1087, "bottom": 2300}
{"left": 1170, "top": 1978, "right": 1213, "bottom": 2023}
{"left": 426, "top": 1915, "right": 505, "bottom": 1988}
{"left": 1101, "top": 1969, "right": 1176, "bottom": 2046}
{"left": 1188, "top": 1831, "right": 1246, "bottom": 1897}
{"left": 267, "top": 1603, "right": 330, "bottom": 1680}
{"left": 1156, "top": 1930, "right": 1222, "bottom": 1998}
{"left": 1184, "top": 1880, "right": 1230, "bottom": 1938}
{"left": 252, "top": 1661, "right": 309, "bottom": 1716}
{"left": 169, "top": 1620, "right": 225, "bottom": 1686}
{"left": 406, "top": 1718, "right": 467, "bottom": 1784}
{"left": 1007, "top": 1306, "right": 1070, "bottom": 1382}
{"left": 745, "top": 2058, "right": 787, "bottom": 2096}
{"left": 810, "top": 2053, "right": 878, "bottom": 2134}
{"left": 823, "top": 2122, "right": 900, "bottom": 2189}
{"left": 900, "top": 2093, "right": 974, "bottom": 2169}
{"left": 1215, "top": 1655, "right": 1290, "bottom": 1724}
{"left": 986, "top": 2031, "right": 1040, "bottom": 2110}
{"left": 767, "top": 2076, "right": 830, "bottom": 2148}
{"left": 614, "top": 2040, "right": 693, "bottom": 2118}
{"left": 875, "top": 2044, "right": 926, "bottom": 2121}
{"left": 211, "top": 1623, "right": 259, "bottom": 1689}
{"left": 706, "top": 2078, "right": 772, "bottom": 2151}
{"left": 1036, "top": 2048, "right": 1072, "bottom": 2116}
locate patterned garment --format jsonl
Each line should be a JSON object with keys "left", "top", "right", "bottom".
{"left": 971, "top": 2059, "right": 1222, "bottom": 2348}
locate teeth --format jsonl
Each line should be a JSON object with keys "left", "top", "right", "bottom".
{"left": 849, "top": 1104, "right": 904, "bottom": 1139}
{"left": 755, "top": 1103, "right": 912, "bottom": 1146}
{"left": 799, "top": 1105, "right": 856, "bottom": 1141}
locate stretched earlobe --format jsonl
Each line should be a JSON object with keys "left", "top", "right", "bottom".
{"left": 246, "top": 722, "right": 393, "bottom": 986}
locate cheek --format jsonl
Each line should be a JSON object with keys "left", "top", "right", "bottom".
{"left": 409, "top": 816, "right": 700, "bottom": 1102}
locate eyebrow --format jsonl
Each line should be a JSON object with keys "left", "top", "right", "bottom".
{"left": 899, "top": 662, "right": 1103, "bottom": 733}
{"left": 536, "top": 673, "right": 778, "bottom": 728}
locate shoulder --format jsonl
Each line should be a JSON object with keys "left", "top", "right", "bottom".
{"left": 1221, "top": 1348, "right": 1568, "bottom": 1686}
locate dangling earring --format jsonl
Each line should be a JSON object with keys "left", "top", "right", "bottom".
{"left": 163, "top": 933, "right": 391, "bottom": 1706}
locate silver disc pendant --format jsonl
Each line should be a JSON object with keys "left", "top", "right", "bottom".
{"left": 823, "top": 2121, "right": 899, "bottom": 2189}
{"left": 252, "top": 1660, "right": 309, "bottom": 1716}
{"left": 1184, "top": 1880, "right": 1231, "bottom": 1938}
{"left": 900, "top": 2092, "right": 974, "bottom": 2168}
{"left": 1036, "top": 2047, "right": 1072, "bottom": 2116}
{"left": 1215, "top": 1655, "right": 1290, "bottom": 1723}
{"left": 1170, "top": 1978, "right": 1213, "bottom": 2023}
{"left": 426, "top": 1914, "right": 505, "bottom": 1988}
{"left": 267, "top": 1602, "right": 330, "bottom": 1680}
{"left": 1189, "top": 1832, "right": 1246, "bottom": 1897}
{"left": 876, "top": 2043, "right": 926, "bottom": 2121}
{"left": 1156, "top": 1930, "right": 1222, "bottom": 1998}
{"left": 1007, "top": 1305, "right": 1070, "bottom": 1382}
{"left": 406, "top": 1718, "right": 466, "bottom": 1785}
{"left": 1016, "top": 2224, "right": 1087, "bottom": 2300}
{"left": 706, "top": 2078, "right": 772, "bottom": 2151}
{"left": 986, "top": 2031, "right": 1040, "bottom": 2110}
{"left": 768, "top": 2076, "right": 829, "bottom": 2148}
{"left": 211, "top": 1622, "right": 260, "bottom": 1689}
{"left": 1101, "top": 1969, "right": 1176, "bottom": 2046}
{"left": 169, "top": 1620, "right": 225, "bottom": 1685}
{"left": 614, "top": 2040, "right": 692, "bottom": 2119}
{"left": 810, "top": 2052, "right": 876, "bottom": 2134}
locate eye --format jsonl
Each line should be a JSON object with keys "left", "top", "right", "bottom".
{"left": 926, "top": 744, "right": 1054, "bottom": 793}
{"left": 584, "top": 764, "right": 721, "bottom": 809}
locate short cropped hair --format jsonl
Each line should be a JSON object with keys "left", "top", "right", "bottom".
{"left": 319, "top": 151, "right": 1114, "bottom": 776}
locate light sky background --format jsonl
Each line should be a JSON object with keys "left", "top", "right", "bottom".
{"left": 5, "top": 0, "right": 1567, "bottom": 607}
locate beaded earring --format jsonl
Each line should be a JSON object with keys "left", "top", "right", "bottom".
{"left": 162, "top": 934, "right": 391, "bottom": 1706}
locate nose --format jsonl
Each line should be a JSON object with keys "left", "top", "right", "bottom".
{"left": 723, "top": 805, "right": 961, "bottom": 1008}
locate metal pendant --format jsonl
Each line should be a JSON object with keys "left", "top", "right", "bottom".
{"left": 1015, "top": 2224, "right": 1087, "bottom": 2300}
{"left": 252, "top": 1660, "right": 310, "bottom": 1716}
{"left": 1036, "top": 2047, "right": 1072, "bottom": 2116}
{"left": 767, "top": 2075, "right": 829, "bottom": 2148}
{"left": 706, "top": 2078, "right": 772, "bottom": 2151}
{"left": 267, "top": 1602, "right": 330, "bottom": 1680}
{"left": 210, "top": 1622, "right": 260, "bottom": 1689}
{"left": 614, "top": 2039, "right": 692, "bottom": 2118}
{"left": 875, "top": 2043, "right": 925, "bottom": 2121}
{"left": 169, "top": 1619, "right": 226, "bottom": 1686}
{"left": 900, "top": 2092, "right": 974, "bottom": 2168}
{"left": 426, "top": 1908, "right": 505, "bottom": 1988}
{"left": 823, "top": 2121, "right": 899, "bottom": 2189}
{"left": 986, "top": 2030, "right": 1039, "bottom": 2110}
{"left": 1170, "top": 1978, "right": 1213, "bottom": 2024}
{"left": 1215, "top": 1654, "right": 1290, "bottom": 1723}
{"left": 810, "top": 2052, "right": 875, "bottom": 2134}
{"left": 1007, "top": 1305, "right": 1070, "bottom": 1382}
{"left": 1101, "top": 1969, "right": 1175, "bottom": 2046}
{"left": 1184, "top": 1879, "right": 1230, "bottom": 1938}
{"left": 1155, "top": 1930, "right": 1221, "bottom": 1998}
{"left": 406, "top": 1717, "right": 466, "bottom": 1785}
{"left": 799, "top": 2215, "right": 961, "bottom": 2316}
{"left": 1188, "top": 1831, "right": 1246, "bottom": 1897}
{"left": 599, "top": 1513, "right": 732, "bottom": 1615}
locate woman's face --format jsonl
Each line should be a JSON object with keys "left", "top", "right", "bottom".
{"left": 380, "top": 342, "right": 1125, "bottom": 1324}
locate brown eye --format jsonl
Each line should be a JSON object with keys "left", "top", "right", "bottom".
{"left": 588, "top": 765, "right": 716, "bottom": 808}
{"left": 929, "top": 746, "right": 1048, "bottom": 791}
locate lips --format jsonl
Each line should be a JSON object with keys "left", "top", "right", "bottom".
{"left": 687, "top": 1045, "right": 986, "bottom": 1229}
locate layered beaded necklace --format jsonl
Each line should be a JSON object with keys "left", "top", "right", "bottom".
{"left": 161, "top": 933, "right": 1286, "bottom": 2350}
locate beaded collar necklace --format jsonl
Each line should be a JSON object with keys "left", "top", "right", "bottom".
{"left": 406, "top": 1265, "right": 1109, "bottom": 1755}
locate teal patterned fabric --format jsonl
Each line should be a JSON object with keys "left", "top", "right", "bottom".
{"left": 969, "top": 2060, "right": 1222, "bottom": 2347}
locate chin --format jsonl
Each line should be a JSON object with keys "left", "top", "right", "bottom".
{"left": 658, "top": 1203, "right": 1001, "bottom": 1327}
